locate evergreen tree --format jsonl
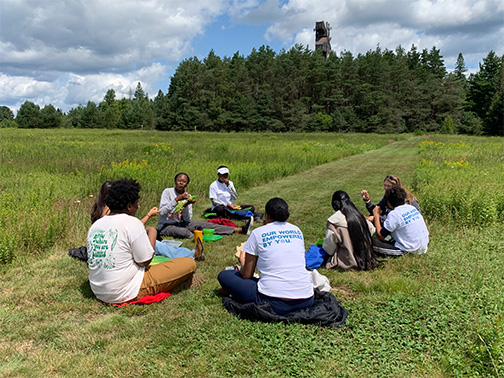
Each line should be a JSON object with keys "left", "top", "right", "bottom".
{"left": 67, "top": 105, "right": 84, "bottom": 128}
{"left": 16, "top": 101, "right": 40, "bottom": 128}
{"left": 98, "top": 89, "right": 121, "bottom": 129}
{"left": 81, "top": 101, "right": 101, "bottom": 128}
{"left": 467, "top": 51, "right": 504, "bottom": 135}
{"left": 485, "top": 63, "right": 504, "bottom": 136}
{"left": 40, "top": 104, "right": 62, "bottom": 128}
{"left": 0, "top": 106, "right": 14, "bottom": 121}
{"left": 454, "top": 53, "right": 468, "bottom": 80}
{"left": 165, "top": 57, "right": 207, "bottom": 130}
{"left": 421, "top": 47, "right": 446, "bottom": 79}
{"left": 432, "top": 73, "right": 465, "bottom": 127}
{"left": 153, "top": 90, "right": 172, "bottom": 130}
{"left": 123, "top": 82, "right": 155, "bottom": 129}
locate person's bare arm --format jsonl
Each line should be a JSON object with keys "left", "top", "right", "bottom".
{"left": 145, "top": 226, "right": 157, "bottom": 249}
{"left": 240, "top": 253, "right": 258, "bottom": 279}
{"left": 373, "top": 206, "right": 385, "bottom": 240}
{"left": 140, "top": 207, "right": 161, "bottom": 225}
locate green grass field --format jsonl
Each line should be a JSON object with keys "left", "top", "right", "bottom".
{"left": 0, "top": 130, "right": 502, "bottom": 377}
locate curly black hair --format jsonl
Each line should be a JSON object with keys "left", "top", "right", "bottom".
{"left": 265, "top": 197, "right": 290, "bottom": 222}
{"left": 105, "top": 178, "right": 141, "bottom": 212}
{"left": 384, "top": 186, "right": 407, "bottom": 208}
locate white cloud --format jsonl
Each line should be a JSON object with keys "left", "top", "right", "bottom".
{"left": 0, "top": 0, "right": 227, "bottom": 112}
{"left": 0, "top": 0, "right": 502, "bottom": 114}
{"left": 1, "top": 0, "right": 226, "bottom": 75}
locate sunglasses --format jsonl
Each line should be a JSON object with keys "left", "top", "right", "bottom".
{"left": 385, "top": 175, "right": 398, "bottom": 183}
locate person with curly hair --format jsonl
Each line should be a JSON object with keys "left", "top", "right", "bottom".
{"left": 87, "top": 178, "right": 196, "bottom": 304}
{"left": 90, "top": 179, "right": 204, "bottom": 261}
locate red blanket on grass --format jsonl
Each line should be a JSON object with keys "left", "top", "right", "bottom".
{"left": 112, "top": 292, "right": 171, "bottom": 307}
{"left": 208, "top": 218, "right": 237, "bottom": 227}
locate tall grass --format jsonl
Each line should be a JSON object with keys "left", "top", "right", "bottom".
{"left": 414, "top": 136, "right": 504, "bottom": 226}
{"left": 414, "top": 135, "right": 504, "bottom": 377}
{"left": 0, "top": 129, "right": 399, "bottom": 264}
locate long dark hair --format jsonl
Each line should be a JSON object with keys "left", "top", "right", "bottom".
{"left": 332, "top": 191, "right": 376, "bottom": 270}
{"left": 90, "top": 181, "right": 113, "bottom": 224}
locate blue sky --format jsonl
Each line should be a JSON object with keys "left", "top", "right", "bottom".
{"left": 1, "top": 0, "right": 503, "bottom": 114}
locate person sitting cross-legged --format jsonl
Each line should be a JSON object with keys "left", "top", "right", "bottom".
{"left": 87, "top": 178, "right": 197, "bottom": 304}
{"left": 372, "top": 186, "right": 429, "bottom": 256}
{"left": 217, "top": 197, "right": 314, "bottom": 315}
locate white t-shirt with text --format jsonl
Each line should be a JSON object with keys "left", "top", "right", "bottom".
{"left": 87, "top": 214, "right": 154, "bottom": 303}
{"left": 243, "top": 221, "right": 313, "bottom": 299}
{"left": 384, "top": 204, "right": 429, "bottom": 254}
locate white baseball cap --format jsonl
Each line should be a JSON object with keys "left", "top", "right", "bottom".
{"left": 217, "top": 167, "right": 230, "bottom": 175}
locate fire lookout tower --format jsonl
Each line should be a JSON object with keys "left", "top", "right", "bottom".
{"left": 314, "top": 21, "right": 331, "bottom": 59}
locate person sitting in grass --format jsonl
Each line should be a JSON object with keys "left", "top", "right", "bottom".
{"left": 87, "top": 178, "right": 197, "bottom": 304}
{"left": 323, "top": 190, "right": 376, "bottom": 270}
{"left": 361, "top": 174, "right": 421, "bottom": 225}
{"left": 217, "top": 197, "right": 314, "bottom": 315}
{"left": 208, "top": 166, "right": 260, "bottom": 221}
{"left": 157, "top": 172, "right": 252, "bottom": 239}
{"left": 372, "top": 186, "right": 429, "bottom": 256}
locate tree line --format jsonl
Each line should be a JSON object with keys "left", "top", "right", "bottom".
{"left": 1, "top": 45, "right": 503, "bottom": 135}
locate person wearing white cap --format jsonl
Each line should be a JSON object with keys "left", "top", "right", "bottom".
{"left": 209, "top": 165, "right": 256, "bottom": 220}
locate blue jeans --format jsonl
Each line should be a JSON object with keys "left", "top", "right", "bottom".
{"left": 155, "top": 241, "right": 195, "bottom": 259}
{"left": 217, "top": 270, "right": 314, "bottom": 315}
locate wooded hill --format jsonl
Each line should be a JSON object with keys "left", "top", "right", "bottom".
{"left": 2, "top": 45, "right": 503, "bottom": 135}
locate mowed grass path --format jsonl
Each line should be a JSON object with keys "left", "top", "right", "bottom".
{"left": 1, "top": 136, "right": 496, "bottom": 377}
{"left": 243, "top": 137, "right": 421, "bottom": 238}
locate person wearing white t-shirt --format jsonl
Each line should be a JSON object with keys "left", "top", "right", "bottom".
{"left": 208, "top": 166, "right": 256, "bottom": 220}
{"left": 217, "top": 197, "right": 314, "bottom": 315}
{"left": 372, "top": 186, "right": 429, "bottom": 256}
{"left": 87, "top": 178, "right": 196, "bottom": 304}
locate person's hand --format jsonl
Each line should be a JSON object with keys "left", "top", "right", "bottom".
{"left": 147, "top": 207, "right": 161, "bottom": 217}
{"left": 366, "top": 215, "right": 374, "bottom": 222}
{"left": 222, "top": 177, "right": 230, "bottom": 186}
{"left": 187, "top": 196, "right": 196, "bottom": 204}
{"left": 361, "top": 190, "right": 370, "bottom": 201}
{"left": 229, "top": 204, "right": 240, "bottom": 210}
{"left": 372, "top": 206, "right": 381, "bottom": 216}
{"left": 177, "top": 192, "right": 191, "bottom": 201}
